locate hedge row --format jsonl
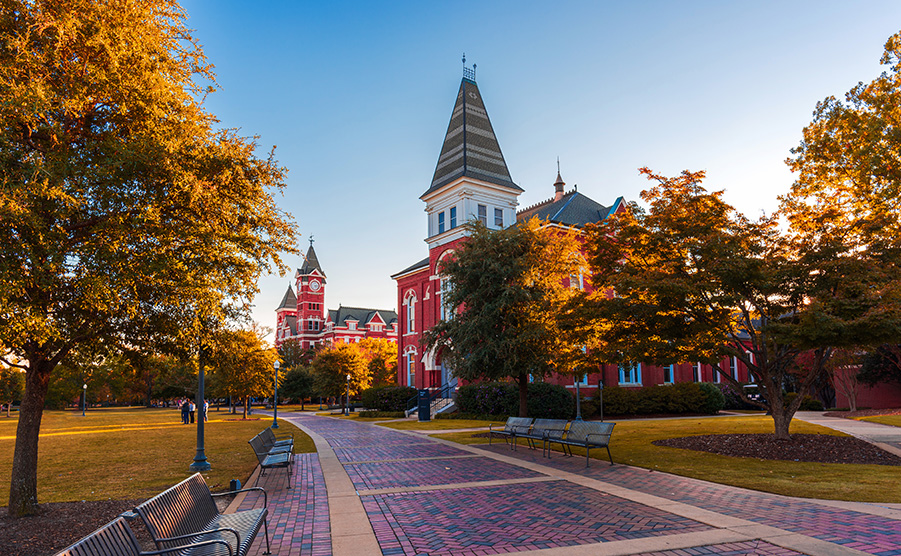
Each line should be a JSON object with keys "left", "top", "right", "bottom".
{"left": 456, "top": 381, "right": 575, "bottom": 419}
{"left": 595, "top": 382, "right": 724, "bottom": 416}
{"left": 360, "top": 385, "right": 417, "bottom": 412}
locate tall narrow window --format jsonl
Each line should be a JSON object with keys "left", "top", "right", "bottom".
{"left": 438, "top": 212, "right": 445, "bottom": 234}
{"left": 407, "top": 352, "right": 415, "bottom": 387}
{"left": 692, "top": 363, "right": 701, "bottom": 382}
{"left": 663, "top": 364, "right": 674, "bottom": 384}
{"left": 494, "top": 208, "right": 503, "bottom": 227}
{"left": 746, "top": 351, "right": 755, "bottom": 382}
{"left": 439, "top": 276, "right": 453, "bottom": 321}
{"left": 730, "top": 357, "right": 737, "bottom": 379}
{"left": 405, "top": 294, "right": 416, "bottom": 333}
{"left": 450, "top": 207, "right": 457, "bottom": 228}
{"left": 477, "top": 204, "right": 487, "bottom": 225}
{"left": 618, "top": 363, "right": 641, "bottom": 385}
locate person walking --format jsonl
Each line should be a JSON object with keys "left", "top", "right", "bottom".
{"left": 189, "top": 400, "right": 196, "bottom": 424}
{"left": 203, "top": 399, "right": 209, "bottom": 422}
{"left": 180, "top": 399, "right": 189, "bottom": 424}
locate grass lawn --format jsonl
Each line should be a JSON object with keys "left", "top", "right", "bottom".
{"left": 0, "top": 407, "right": 314, "bottom": 506}
{"left": 858, "top": 415, "right": 901, "bottom": 428}
{"left": 433, "top": 415, "right": 900, "bottom": 503}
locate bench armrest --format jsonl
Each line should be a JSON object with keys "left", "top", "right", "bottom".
{"left": 212, "top": 486, "right": 268, "bottom": 508}
{"left": 585, "top": 433, "right": 611, "bottom": 444}
{"left": 143, "top": 539, "right": 234, "bottom": 556}
{"left": 156, "top": 527, "right": 240, "bottom": 548}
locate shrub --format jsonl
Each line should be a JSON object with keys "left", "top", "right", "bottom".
{"left": 456, "top": 382, "right": 518, "bottom": 416}
{"left": 456, "top": 381, "right": 575, "bottom": 418}
{"left": 596, "top": 382, "right": 722, "bottom": 416}
{"left": 717, "top": 382, "right": 759, "bottom": 410}
{"left": 697, "top": 382, "right": 726, "bottom": 414}
{"left": 784, "top": 392, "right": 824, "bottom": 411}
{"left": 361, "top": 385, "right": 417, "bottom": 412}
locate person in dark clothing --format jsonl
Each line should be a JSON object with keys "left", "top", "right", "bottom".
{"left": 189, "top": 401, "right": 196, "bottom": 423}
{"left": 180, "top": 400, "right": 190, "bottom": 424}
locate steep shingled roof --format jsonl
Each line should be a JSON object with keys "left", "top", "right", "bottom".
{"left": 277, "top": 284, "right": 297, "bottom": 310}
{"left": 517, "top": 190, "right": 623, "bottom": 228}
{"left": 422, "top": 78, "right": 522, "bottom": 198}
{"left": 299, "top": 244, "right": 325, "bottom": 277}
{"left": 328, "top": 306, "right": 398, "bottom": 328}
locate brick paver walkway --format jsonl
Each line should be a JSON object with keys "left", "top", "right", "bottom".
{"left": 239, "top": 414, "right": 901, "bottom": 556}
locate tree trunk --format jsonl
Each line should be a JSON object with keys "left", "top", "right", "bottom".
{"left": 242, "top": 397, "right": 248, "bottom": 419}
{"left": 518, "top": 372, "right": 529, "bottom": 417}
{"left": 9, "top": 357, "right": 53, "bottom": 517}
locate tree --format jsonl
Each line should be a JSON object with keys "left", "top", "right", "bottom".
{"left": 0, "top": 366, "right": 24, "bottom": 417}
{"left": 277, "top": 338, "right": 317, "bottom": 369}
{"left": 422, "top": 218, "right": 587, "bottom": 417}
{"left": 311, "top": 344, "right": 369, "bottom": 401}
{"left": 280, "top": 366, "right": 315, "bottom": 410}
{"left": 859, "top": 345, "right": 901, "bottom": 387}
{"left": 359, "top": 338, "right": 398, "bottom": 388}
{"left": 0, "top": 0, "right": 297, "bottom": 515}
{"left": 581, "top": 168, "right": 901, "bottom": 439}
{"left": 207, "top": 328, "right": 277, "bottom": 419}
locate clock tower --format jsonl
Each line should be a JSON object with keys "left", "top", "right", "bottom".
{"left": 295, "top": 241, "right": 326, "bottom": 348}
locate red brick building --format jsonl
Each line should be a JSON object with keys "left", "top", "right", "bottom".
{"left": 276, "top": 243, "right": 397, "bottom": 349}
{"left": 391, "top": 69, "right": 761, "bottom": 397}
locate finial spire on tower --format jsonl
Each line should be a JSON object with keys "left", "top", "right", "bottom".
{"left": 309, "top": 234, "right": 314, "bottom": 247}
{"left": 554, "top": 158, "right": 566, "bottom": 202}
{"left": 462, "top": 52, "right": 476, "bottom": 82}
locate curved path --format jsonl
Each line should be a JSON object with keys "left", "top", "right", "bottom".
{"left": 238, "top": 413, "right": 901, "bottom": 556}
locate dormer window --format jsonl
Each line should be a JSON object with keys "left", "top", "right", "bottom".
{"left": 349, "top": 321, "right": 357, "bottom": 331}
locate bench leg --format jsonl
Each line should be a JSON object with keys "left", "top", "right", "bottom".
{"left": 263, "top": 517, "right": 272, "bottom": 554}
{"left": 586, "top": 445, "right": 591, "bottom": 468}
{"left": 606, "top": 445, "right": 613, "bottom": 466}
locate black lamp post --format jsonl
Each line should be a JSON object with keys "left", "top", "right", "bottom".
{"left": 272, "top": 360, "right": 280, "bottom": 429}
{"left": 345, "top": 373, "right": 350, "bottom": 416}
{"left": 82, "top": 383, "right": 87, "bottom": 417}
{"left": 574, "top": 374, "right": 583, "bottom": 421}
{"left": 190, "top": 344, "right": 211, "bottom": 472}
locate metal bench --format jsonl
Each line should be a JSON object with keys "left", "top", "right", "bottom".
{"left": 248, "top": 433, "right": 294, "bottom": 486}
{"left": 260, "top": 427, "right": 294, "bottom": 452}
{"left": 54, "top": 516, "right": 234, "bottom": 556}
{"left": 135, "top": 473, "right": 270, "bottom": 556}
{"left": 547, "top": 421, "right": 616, "bottom": 467}
{"left": 518, "top": 418, "right": 570, "bottom": 457}
{"left": 488, "top": 417, "right": 533, "bottom": 450}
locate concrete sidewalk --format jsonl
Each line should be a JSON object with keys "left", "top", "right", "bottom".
{"left": 793, "top": 411, "right": 901, "bottom": 457}
{"left": 236, "top": 413, "right": 901, "bottom": 556}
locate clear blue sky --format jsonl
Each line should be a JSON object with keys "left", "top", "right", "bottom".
{"left": 180, "top": 1, "right": 901, "bottom": 340}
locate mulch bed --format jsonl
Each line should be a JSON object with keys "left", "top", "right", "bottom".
{"left": 825, "top": 408, "right": 901, "bottom": 419}
{"left": 653, "top": 433, "right": 901, "bottom": 465}
{"left": 0, "top": 499, "right": 146, "bottom": 556}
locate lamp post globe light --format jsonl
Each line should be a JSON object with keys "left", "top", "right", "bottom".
{"left": 272, "top": 360, "right": 280, "bottom": 429}
{"left": 82, "top": 383, "right": 87, "bottom": 417}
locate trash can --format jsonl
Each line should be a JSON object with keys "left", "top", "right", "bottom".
{"left": 418, "top": 390, "right": 431, "bottom": 422}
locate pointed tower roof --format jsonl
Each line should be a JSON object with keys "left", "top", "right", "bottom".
{"left": 422, "top": 74, "right": 522, "bottom": 198}
{"left": 277, "top": 284, "right": 297, "bottom": 310}
{"left": 299, "top": 243, "right": 325, "bottom": 277}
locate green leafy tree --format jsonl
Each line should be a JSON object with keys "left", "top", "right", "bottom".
{"left": 581, "top": 168, "right": 901, "bottom": 439}
{"left": 311, "top": 344, "right": 369, "bottom": 401}
{"left": 422, "top": 218, "right": 587, "bottom": 417}
{"left": 280, "top": 366, "right": 315, "bottom": 409}
{"left": 277, "top": 337, "right": 317, "bottom": 369}
{"left": 0, "top": 366, "right": 24, "bottom": 417}
{"left": 859, "top": 345, "right": 901, "bottom": 387}
{"left": 0, "top": 0, "right": 297, "bottom": 515}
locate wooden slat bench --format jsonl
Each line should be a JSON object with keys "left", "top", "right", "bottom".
{"left": 249, "top": 433, "right": 293, "bottom": 487}
{"left": 54, "top": 516, "right": 234, "bottom": 556}
{"left": 547, "top": 421, "right": 616, "bottom": 467}
{"left": 488, "top": 417, "right": 533, "bottom": 450}
{"left": 135, "top": 473, "right": 270, "bottom": 556}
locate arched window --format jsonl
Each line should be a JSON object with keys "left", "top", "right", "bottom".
{"left": 403, "top": 347, "right": 417, "bottom": 387}
{"left": 403, "top": 291, "right": 417, "bottom": 333}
